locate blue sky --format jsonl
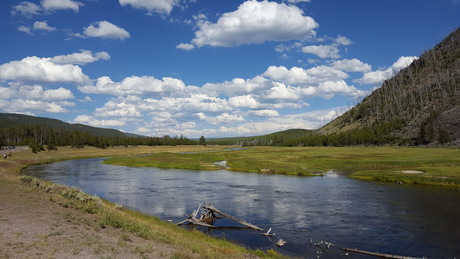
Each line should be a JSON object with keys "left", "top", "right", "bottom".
{"left": 0, "top": 0, "right": 458, "bottom": 138}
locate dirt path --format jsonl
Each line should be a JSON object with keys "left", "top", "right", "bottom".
{"left": 0, "top": 146, "right": 27, "bottom": 154}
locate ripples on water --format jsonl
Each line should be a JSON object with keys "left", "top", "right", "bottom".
{"left": 23, "top": 158, "right": 460, "bottom": 259}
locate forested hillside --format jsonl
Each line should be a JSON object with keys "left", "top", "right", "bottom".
{"left": 0, "top": 113, "right": 126, "bottom": 137}
{"left": 0, "top": 113, "right": 196, "bottom": 150}
{"left": 315, "top": 28, "right": 460, "bottom": 146}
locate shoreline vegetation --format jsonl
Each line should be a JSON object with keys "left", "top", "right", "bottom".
{"left": 104, "top": 146, "right": 460, "bottom": 188}
{"left": 0, "top": 146, "right": 288, "bottom": 259}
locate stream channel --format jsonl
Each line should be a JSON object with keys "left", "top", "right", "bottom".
{"left": 22, "top": 157, "right": 460, "bottom": 258}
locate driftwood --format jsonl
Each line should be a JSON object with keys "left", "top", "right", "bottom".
{"left": 177, "top": 202, "right": 263, "bottom": 231}
{"left": 314, "top": 240, "right": 334, "bottom": 249}
{"left": 260, "top": 227, "right": 275, "bottom": 236}
{"left": 342, "top": 248, "right": 426, "bottom": 259}
{"left": 202, "top": 204, "right": 263, "bottom": 231}
{"left": 188, "top": 218, "right": 215, "bottom": 228}
{"left": 176, "top": 203, "right": 217, "bottom": 228}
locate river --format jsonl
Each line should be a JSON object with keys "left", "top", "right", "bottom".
{"left": 22, "top": 158, "right": 460, "bottom": 258}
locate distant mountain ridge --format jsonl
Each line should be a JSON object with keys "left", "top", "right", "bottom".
{"left": 318, "top": 28, "right": 460, "bottom": 145}
{"left": 0, "top": 113, "right": 127, "bottom": 138}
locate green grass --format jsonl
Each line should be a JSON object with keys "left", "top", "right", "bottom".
{"left": 104, "top": 152, "right": 228, "bottom": 170}
{"left": 104, "top": 146, "right": 460, "bottom": 187}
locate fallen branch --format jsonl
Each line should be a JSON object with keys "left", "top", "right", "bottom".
{"left": 313, "top": 240, "right": 334, "bottom": 249}
{"left": 177, "top": 202, "right": 263, "bottom": 231}
{"left": 176, "top": 203, "right": 217, "bottom": 227}
{"left": 188, "top": 218, "right": 215, "bottom": 228}
{"left": 260, "top": 227, "right": 275, "bottom": 236}
{"left": 203, "top": 204, "right": 263, "bottom": 231}
{"left": 342, "top": 247, "right": 426, "bottom": 259}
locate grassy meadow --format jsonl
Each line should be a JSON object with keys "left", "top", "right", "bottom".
{"left": 104, "top": 146, "right": 460, "bottom": 187}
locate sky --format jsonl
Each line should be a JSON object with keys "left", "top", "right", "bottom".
{"left": 0, "top": 0, "right": 459, "bottom": 138}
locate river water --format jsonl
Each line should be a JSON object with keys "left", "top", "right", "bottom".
{"left": 23, "top": 158, "right": 460, "bottom": 258}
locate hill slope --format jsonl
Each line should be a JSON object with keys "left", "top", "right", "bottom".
{"left": 0, "top": 113, "right": 127, "bottom": 138}
{"left": 318, "top": 28, "right": 460, "bottom": 146}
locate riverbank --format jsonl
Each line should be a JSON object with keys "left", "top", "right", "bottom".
{"left": 104, "top": 146, "right": 460, "bottom": 187}
{"left": 0, "top": 146, "right": 287, "bottom": 259}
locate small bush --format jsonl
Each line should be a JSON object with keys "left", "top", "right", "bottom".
{"left": 47, "top": 144, "right": 58, "bottom": 151}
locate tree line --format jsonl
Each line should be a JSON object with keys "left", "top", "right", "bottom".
{"left": 0, "top": 123, "right": 197, "bottom": 152}
{"left": 233, "top": 119, "right": 406, "bottom": 147}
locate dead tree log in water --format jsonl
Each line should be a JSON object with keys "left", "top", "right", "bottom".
{"left": 342, "top": 247, "right": 426, "bottom": 259}
{"left": 176, "top": 203, "right": 216, "bottom": 227}
{"left": 260, "top": 227, "right": 275, "bottom": 236}
{"left": 202, "top": 203, "right": 263, "bottom": 231}
{"left": 177, "top": 202, "right": 263, "bottom": 231}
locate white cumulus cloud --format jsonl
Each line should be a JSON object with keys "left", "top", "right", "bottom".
{"left": 215, "top": 113, "right": 245, "bottom": 124}
{"left": 331, "top": 58, "right": 372, "bottom": 73}
{"left": 6, "top": 99, "right": 69, "bottom": 113}
{"left": 198, "top": 112, "right": 245, "bottom": 125}
{"left": 0, "top": 56, "right": 89, "bottom": 83}
{"left": 176, "top": 43, "right": 195, "bottom": 51}
{"left": 50, "top": 50, "right": 110, "bottom": 65}
{"left": 264, "top": 83, "right": 300, "bottom": 100}
{"left": 12, "top": 2, "right": 41, "bottom": 16}
{"left": 79, "top": 75, "right": 190, "bottom": 97}
{"left": 33, "top": 21, "right": 57, "bottom": 31}
{"left": 18, "top": 26, "right": 33, "bottom": 35}
{"left": 317, "top": 80, "right": 365, "bottom": 99}
{"left": 0, "top": 84, "right": 74, "bottom": 101}
{"left": 18, "top": 21, "right": 57, "bottom": 35}
{"left": 73, "top": 115, "right": 126, "bottom": 127}
{"left": 43, "top": 87, "right": 75, "bottom": 100}
{"left": 355, "top": 56, "right": 418, "bottom": 85}
{"left": 302, "top": 44, "right": 340, "bottom": 59}
{"left": 263, "top": 65, "right": 348, "bottom": 86}
{"left": 229, "top": 95, "right": 260, "bottom": 109}
{"left": 0, "top": 83, "right": 75, "bottom": 114}
{"left": 190, "top": 0, "right": 318, "bottom": 47}
{"left": 119, "top": 0, "right": 179, "bottom": 15}
{"left": 300, "top": 35, "right": 352, "bottom": 59}
{"left": 250, "top": 109, "right": 279, "bottom": 117}
{"left": 41, "top": 0, "right": 84, "bottom": 12}
{"left": 94, "top": 100, "right": 142, "bottom": 118}
{"left": 334, "top": 35, "right": 352, "bottom": 46}
{"left": 12, "top": 0, "right": 83, "bottom": 16}
{"left": 83, "top": 21, "right": 130, "bottom": 40}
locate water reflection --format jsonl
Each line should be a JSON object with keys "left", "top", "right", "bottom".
{"left": 23, "top": 158, "right": 460, "bottom": 258}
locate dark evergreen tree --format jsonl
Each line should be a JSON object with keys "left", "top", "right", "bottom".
{"left": 199, "top": 136, "right": 206, "bottom": 146}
